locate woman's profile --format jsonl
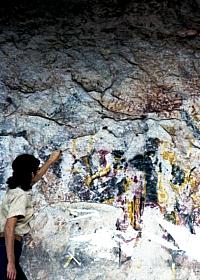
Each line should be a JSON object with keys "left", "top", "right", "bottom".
{"left": 0, "top": 150, "right": 61, "bottom": 280}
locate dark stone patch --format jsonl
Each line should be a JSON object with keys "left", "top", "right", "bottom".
{"left": 70, "top": 174, "right": 84, "bottom": 193}
{"left": 38, "top": 147, "right": 49, "bottom": 161}
{"left": 0, "top": 175, "right": 4, "bottom": 185}
{"left": 181, "top": 110, "right": 200, "bottom": 141}
{"left": 129, "top": 154, "right": 146, "bottom": 171}
{"left": 0, "top": 167, "right": 5, "bottom": 189}
{"left": 145, "top": 137, "right": 160, "bottom": 154}
{"left": 171, "top": 164, "right": 185, "bottom": 185}
{"left": 159, "top": 162, "right": 162, "bottom": 173}
{"left": 15, "top": 130, "right": 27, "bottom": 139}
{"left": 6, "top": 97, "right": 12, "bottom": 104}
{"left": 69, "top": 174, "right": 92, "bottom": 201}
{"left": 113, "top": 158, "right": 127, "bottom": 170}
{"left": 0, "top": 130, "right": 28, "bottom": 140}
{"left": 51, "top": 158, "right": 62, "bottom": 178}
{"left": 71, "top": 173, "right": 127, "bottom": 203}
{"left": 92, "top": 177, "right": 127, "bottom": 202}
{"left": 111, "top": 150, "right": 124, "bottom": 158}
{"left": 129, "top": 138, "right": 159, "bottom": 203}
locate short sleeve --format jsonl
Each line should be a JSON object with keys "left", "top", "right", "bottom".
{"left": 7, "top": 192, "right": 27, "bottom": 219}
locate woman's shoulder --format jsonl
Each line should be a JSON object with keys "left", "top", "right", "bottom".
{"left": 8, "top": 187, "right": 25, "bottom": 194}
{"left": 7, "top": 187, "right": 27, "bottom": 200}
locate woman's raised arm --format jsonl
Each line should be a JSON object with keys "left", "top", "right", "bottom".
{"left": 31, "top": 150, "right": 61, "bottom": 185}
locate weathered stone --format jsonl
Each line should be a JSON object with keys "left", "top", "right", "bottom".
{"left": 20, "top": 202, "right": 122, "bottom": 279}
{"left": 0, "top": 0, "right": 200, "bottom": 279}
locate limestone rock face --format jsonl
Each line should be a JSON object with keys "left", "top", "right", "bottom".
{"left": 29, "top": 202, "right": 121, "bottom": 258}
{"left": 20, "top": 202, "right": 122, "bottom": 279}
{"left": 0, "top": 0, "right": 200, "bottom": 279}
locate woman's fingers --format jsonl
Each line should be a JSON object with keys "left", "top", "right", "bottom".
{"left": 7, "top": 263, "right": 16, "bottom": 280}
{"left": 7, "top": 270, "right": 16, "bottom": 280}
{"left": 7, "top": 272, "right": 16, "bottom": 280}
{"left": 49, "top": 150, "right": 61, "bottom": 162}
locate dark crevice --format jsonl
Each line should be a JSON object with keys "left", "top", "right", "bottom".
{"left": 0, "top": 130, "right": 28, "bottom": 140}
{"left": 20, "top": 112, "right": 75, "bottom": 128}
{"left": 102, "top": 126, "right": 118, "bottom": 138}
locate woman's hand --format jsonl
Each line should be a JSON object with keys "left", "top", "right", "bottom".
{"left": 48, "top": 150, "right": 61, "bottom": 163}
{"left": 5, "top": 217, "right": 17, "bottom": 280}
{"left": 32, "top": 150, "right": 61, "bottom": 184}
{"left": 7, "top": 262, "right": 16, "bottom": 280}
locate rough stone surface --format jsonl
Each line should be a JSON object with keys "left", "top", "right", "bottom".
{"left": 0, "top": 0, "right": 200, "bottom": 279}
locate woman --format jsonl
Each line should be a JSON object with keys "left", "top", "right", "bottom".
{"left": 0, "top": 150, "right": 61, "bottom": 280}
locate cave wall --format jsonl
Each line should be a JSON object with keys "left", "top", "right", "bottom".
{"left": 0, "top": 1, "right": 200, "bottom": 279}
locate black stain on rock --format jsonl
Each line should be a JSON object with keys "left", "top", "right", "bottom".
{"left": 112, "top": 150, "right": 124, "bottom": 158}
{"left": 71, "top": 172, "right": 128, "bottom": 202}
{"left": 0, "top": 130, "right": 28, "bottom": 141}
{"left": 0, "top": 165, "right": 5, "bottom": 188}
{"left": 70, "top": 174, "right": 84, "bottom": 193}
{"left": 6, "top": 97, "right": 12, "bottom": 104}
{"left": 69, "top": 173, "right": 91, "bottom": 201}
{"left": 145, "top": 137, "right": 159, "bottom": 153}
{"left": 159, "top": 162, "right": 162, "bottom": 173}
{"left": 15, "top": 130, "right": 27, "bottom": 139}
{"left": 129, "top": 138, "right": 159, "bottom": 203}
{"left": 93, "top": 177, "right": 127, "bottom": 202}
{"left": 171, "top": 164, "right": 185, "bottom": 185}
{"left": 38, "top": 147, "right": 49, "bottom": 161}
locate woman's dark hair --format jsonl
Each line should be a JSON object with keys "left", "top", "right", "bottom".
{"left": 7, "top": 154, "right": 40, "bottom": 191}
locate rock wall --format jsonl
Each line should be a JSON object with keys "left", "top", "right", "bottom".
{"left": 0, "top": 0, "right": 200, "bottom": 279}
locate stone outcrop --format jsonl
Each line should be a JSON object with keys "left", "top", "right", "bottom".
{"left": 0, "top": 0, "right": 200, "bottom": 279}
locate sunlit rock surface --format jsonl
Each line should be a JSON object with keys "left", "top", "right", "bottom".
{"left": 0, "top": 0, "right": 200, "bottom": 279}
